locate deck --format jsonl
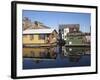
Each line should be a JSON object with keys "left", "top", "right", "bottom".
{"left": 23, "top": 43, "right": 57, "bottom": 47}
{"left": 65, "top": 44, "right": 90, "bottom": 47}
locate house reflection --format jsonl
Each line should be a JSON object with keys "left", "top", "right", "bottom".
{"left": 61, "top": 46, "right": 90, "bottom": 62}
{"left": 23, "top": 46, "right": 90, "bottom": 64}
{"left": 23, "top": 46, "right": 57, "bottom": 61}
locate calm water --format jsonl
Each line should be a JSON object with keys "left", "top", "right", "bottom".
{"left": 23, "top": 46, "right": 91, "bottom": 69}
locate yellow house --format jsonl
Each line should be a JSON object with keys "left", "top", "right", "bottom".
{"left": 23, "top": 29, "right": 58, "bottom": 46}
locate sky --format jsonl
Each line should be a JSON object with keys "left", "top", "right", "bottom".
{"left": 22, "top": 10, "right": 91, "bottom": 32}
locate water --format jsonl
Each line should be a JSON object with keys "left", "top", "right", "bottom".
{"left": 23, "top": 46, "right": 91, "bottom": 69}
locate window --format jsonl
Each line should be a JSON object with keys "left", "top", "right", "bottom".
{"left": 52, "top": 33, "right": 55, "bottom": 38}
{"left": 39, "top": 34, "right": 45, "bottom": 40}
{"left": 64, "top": 30, "right": 66, "bottom": 33}
{"left": 30, "top": 35, "right": 34, "bottom": 40}
{"left": 70, "top": 37, "right": 73, "bottom": 39}
{"left": 69, "top": 41, "right": 72, "bottom": 44}
{"left": 78, "top": 36, "right": 82, "bottom": 39}
{"left": 30, "top": 51, "right": 34, "bottom": 57}
{"left": 23, "top": 35, "right": 27, "bottom": 38}
{"left": 46, "top": 34, "right": 49, "bottom": 37}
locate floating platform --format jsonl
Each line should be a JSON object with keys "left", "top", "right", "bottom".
{"left": 65, "top": 44, "right": 90, "bottom": 47}
{"left": 23, "top": 43, "right": 57, "bottom": 48}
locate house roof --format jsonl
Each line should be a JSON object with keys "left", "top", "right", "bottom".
{"left": 23, "top": 29, "right": 57, "bottom": 34}
{"left": 59, "top": 24, "right": 80, "bottom": 29}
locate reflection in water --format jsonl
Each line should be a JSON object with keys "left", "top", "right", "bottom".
{"left": 61, "top": 46, "right": 90, "bottom": 62}
{"left": 23, "top": 47, "right": 57, "bottom": 59}
{"left": 23, "top": 46, "right": 91, "bottom": 69}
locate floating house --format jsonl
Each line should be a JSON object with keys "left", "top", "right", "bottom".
{"left": 66, "top": 33, "right": 87, "bottom": 45}
{"left": 59, "top": 24, "right": 90, "bottom": 45}
{"left": 23, "top": 29, "right": 58, "bottom": 46}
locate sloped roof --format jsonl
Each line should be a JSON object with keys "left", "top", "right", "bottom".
{"left": 23, "top": 29, "right": 56, "bottom": 34}
{"left": 59, "top": 24, "right": 80, "bottom": 29}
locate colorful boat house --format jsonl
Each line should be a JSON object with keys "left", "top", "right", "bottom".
{"left": 23, "top": 29, "right": 58, "bottom": 46}
{"left": 66, "top": 33, "right": 87, "bottom": 45}
{"left": 59, "top": 24, "right": 90, "bottom": 45}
